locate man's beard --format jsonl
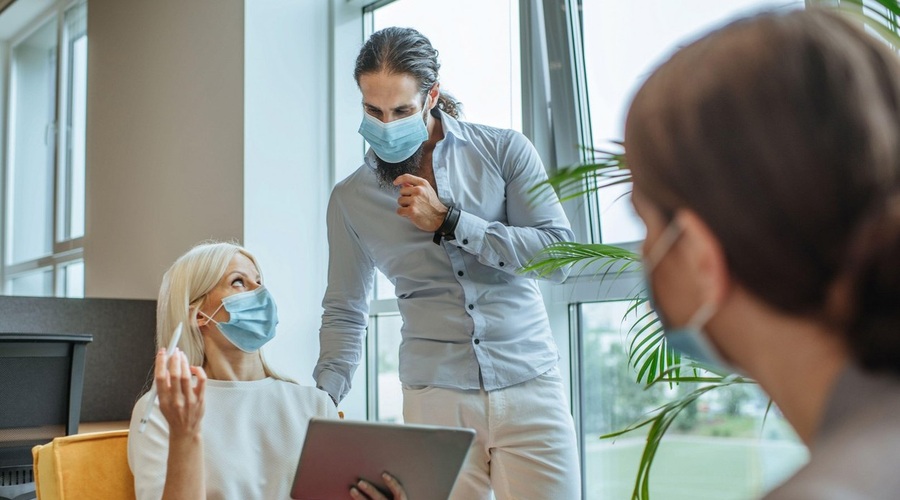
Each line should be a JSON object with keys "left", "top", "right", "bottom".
{"left": 374, "top": 144, "right": 425, "bottom": 189}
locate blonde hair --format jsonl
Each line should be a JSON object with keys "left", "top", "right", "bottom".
{"left": 157, "top": 240, "right": 289, "bottom": 381}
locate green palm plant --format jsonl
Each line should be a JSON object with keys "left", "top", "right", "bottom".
{"left": 524, "top": 2, "right": 900, "bottom": 498}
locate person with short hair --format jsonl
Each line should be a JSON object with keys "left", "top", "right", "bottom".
{"left": 626, "top": 8, "right": 900, "bottom": 498}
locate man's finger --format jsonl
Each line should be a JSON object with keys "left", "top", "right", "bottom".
{"left": 393, "top": 173, "right": 425, "bottom": 186}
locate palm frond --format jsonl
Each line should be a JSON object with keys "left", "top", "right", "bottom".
{"left": 836, "top": 0, "right": 900, "bottom": 48}
{"left": 529, "top": 144, "right": 630, "bottom": 203}
{"left": 521, "top": 241, "right": 640, "bottom": 278}
{"left": 600, "top": 374, "right": 754, "bottom": 499}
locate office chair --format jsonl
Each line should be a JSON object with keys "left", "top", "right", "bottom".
{"left": 0, "top": 333, "right": 92, "bottom": 500}
{"left": 31, "top": 430, "right": 134, "bottom": 500}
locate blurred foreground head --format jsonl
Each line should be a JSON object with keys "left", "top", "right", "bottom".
{"left": 626, "top": 8, "right": 900, "bottom": 373}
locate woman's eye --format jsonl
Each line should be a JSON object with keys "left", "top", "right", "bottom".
{"left": 232, "top": 278, "right": 245, "bottom": 287}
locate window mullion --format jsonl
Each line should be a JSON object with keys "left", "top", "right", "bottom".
{"left": 366, "top": 314, "right": 379, "bottom": 420}
{"left": 569, "top": 303, "right": 586, "bottom": 500}
{"left": 52, "top": 3, "right": 66, "bottom": 249}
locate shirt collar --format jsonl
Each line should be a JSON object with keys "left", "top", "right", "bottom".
{"left": 438, "top": 109, "right": 468, "bottom": 144}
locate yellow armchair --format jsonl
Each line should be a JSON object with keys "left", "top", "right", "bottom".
{"left": 31, "top": 430, "right": 135, "bottom": 500}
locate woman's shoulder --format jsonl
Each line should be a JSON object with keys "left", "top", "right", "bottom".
{"left": 268, "top": 380, "right": 336, "bottom": 413}
{"left": 271, "top": 379, "right": 324, "bottom": 396}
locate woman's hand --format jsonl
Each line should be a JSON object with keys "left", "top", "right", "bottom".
{"left": 155, "top": 347, "right": 207, "bottom": 437}
{"left": 350, "top": 472, "right": 408, "bottom": 500}
{"left": 156, "top": 347, "right": 208, "bottom": 500}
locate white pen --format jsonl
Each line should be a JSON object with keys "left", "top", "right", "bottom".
{"left": 139, "top": 321, "right": 183, "bottom": 433}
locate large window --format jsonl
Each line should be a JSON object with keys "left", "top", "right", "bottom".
{"left": 577, "top": 301, "right": 807, "bottom": 499}
{"left": 1, "top": 0, "right": 86, "bottom": 297}
{"left": 367, "top": 0, "right": 521, "bottom": 131}
{"left": 576, "top": 1, "right": 808, "bottom": 497}
{"left": 582, "top": 0, "right": 803, "bottom": 245}
{"left": 343, "top": 1, "right": 814, "bottom": 498}
{"left": 362, "top": 0, "right": 521, "bottom": 422}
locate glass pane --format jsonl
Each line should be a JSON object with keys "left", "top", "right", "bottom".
{"left": 8, "top": 16, "right": 58, "bottom": 264}
{"left": 580, "top": 301, "right": 807, "bottom": 499}
{"left": 374, "top": 270, "right": 395, "bottom": 300}
{"left": 371, "top": 0, "right": 521, "bottom": 130}
{"left": 63, "top": 259, "right": 84, "bottom": 298}
{"left": 64, "top": 3, "right": 87, "bottom": 240}
{"left": 10, "top": 268, "right": 53, "bottom": 297}
{"left": 581, "top": 0, "right": 803, "bottom": 244}
{"left": 374, "top": 313, "right": 403, "bottom": 423}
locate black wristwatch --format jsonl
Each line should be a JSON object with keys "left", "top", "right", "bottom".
{"left": 432, "top": 205, "right": 461, "bottom": 244}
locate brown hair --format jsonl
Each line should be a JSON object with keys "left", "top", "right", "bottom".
{"left": 625, "top": 8, "right": 900, "bottom": 372}
{"left": 354, "top": 26, "right": 462, "bottom": 119}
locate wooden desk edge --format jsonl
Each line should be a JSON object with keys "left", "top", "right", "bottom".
{"left": 78, "top": 420, "right": 130, "bottom": 434}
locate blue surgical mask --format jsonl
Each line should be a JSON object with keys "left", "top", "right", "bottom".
{"left": 199, "top": 286, "right": 279, "bottom": 353}
{"left": 642, "top": 220, "right": 735, "bottom": 373}
{"left": 358, "top": 99, "right": 429, "bottom": 163}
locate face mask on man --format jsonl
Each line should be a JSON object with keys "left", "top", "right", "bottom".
{"left": 197, "top": 286, "right": 279, "bottom": 353}
{"left": 642, "top": 218, "right": 736, "bottom": 373}
{"left": 358, "top": 96, "right": 430, "bottom": 163}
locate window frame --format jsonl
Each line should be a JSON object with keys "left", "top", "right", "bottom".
{"left": 339, "top": 0, "right": 643, "bottom": 494}
{"left": 330, "top": 0, "right": 815, "bottom": 497}
{"left": 0, "top": 0, "right": 86, "bottom": 297}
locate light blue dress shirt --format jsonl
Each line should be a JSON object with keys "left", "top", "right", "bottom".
{"left": 314, "top": 111, "right": 574, "bottom": 403}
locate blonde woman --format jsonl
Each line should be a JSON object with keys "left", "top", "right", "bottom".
{"left": 127, "top": 242, "right": 403, "bottom": 499}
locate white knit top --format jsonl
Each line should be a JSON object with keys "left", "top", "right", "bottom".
{"left": 127, "top": 377, "right": 337, "bottom": 500}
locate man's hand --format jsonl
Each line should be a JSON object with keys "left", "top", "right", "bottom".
{"left": 393, "top": 174, "right": 447, "bottom": 232}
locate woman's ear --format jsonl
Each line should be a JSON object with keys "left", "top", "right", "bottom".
{"left": 193, "top": 305, "right": 209, "bottom": 327}
{"left": 676, "top": 209, "right": 731, "bottom": 305}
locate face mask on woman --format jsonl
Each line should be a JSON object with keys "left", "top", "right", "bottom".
{"left": 198, "top": 286, "right": 279, "bottom": 353}
{"left": 358, "top": 96, "right": 430, "bottom": 163}
{"left": 642, "top": 219, "right": 736, "bottom": 374}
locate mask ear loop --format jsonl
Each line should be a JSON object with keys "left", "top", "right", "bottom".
{"left": 643, "top": 219, "right": 684, "bottom": 274}
{"left": 194, "top": 301, "right": 224, "bottom": 327}
{"left": 422, "top": 94, "right": 432, "bottom": 121}
{"left": 685, "top": 301, "right": 718, "bottom": 329}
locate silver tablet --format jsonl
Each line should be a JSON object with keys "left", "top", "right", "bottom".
{"left": 290, "top": 417, "right": 476, "bottom": 500}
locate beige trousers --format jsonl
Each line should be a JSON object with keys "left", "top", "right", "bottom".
{"left": 402, "top": 366, "right": 581, "bottom": 500}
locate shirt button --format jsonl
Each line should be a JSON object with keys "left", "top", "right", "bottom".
{"left": 457, "top": 271, "right": 464, "bottom": 276}
{"left": 462, "top": 238, "right": 469, "bottom": 245}
{"left": 468, "top": 304, "right": 474, "bottom": 310}
{"left": 499, "top": 262, "right": 505, "bottom": 267}
{"left": 474, "top": 339, "right": 480, "bottom": 345}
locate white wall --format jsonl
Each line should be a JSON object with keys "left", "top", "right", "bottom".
{"left": 244, "top": 0, "right": 332, "bottom": 383}
{"left": 85, "top": 0, "right": 245, "bottom": 299}
{"left": 83, "top": 0, "right": 366, "bottom": 396}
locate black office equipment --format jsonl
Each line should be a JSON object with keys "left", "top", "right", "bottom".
{"left": 0, "top": 333, "right": 92, "bottom": 500}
